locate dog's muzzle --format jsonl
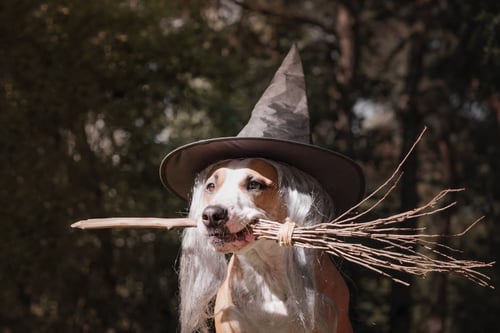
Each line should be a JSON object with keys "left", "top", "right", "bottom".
{"left": 201, "top": 204, "right": 256, "bottom": 252}
{"left": 202, "top": 205, "right": 229, "bottom": 228}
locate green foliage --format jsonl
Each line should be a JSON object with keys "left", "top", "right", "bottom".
{"left": 1, "top": 1, "right": 498, "bottom": 332}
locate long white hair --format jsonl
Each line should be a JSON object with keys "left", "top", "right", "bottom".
{"left": 178, "top": 159, "right": 337, "bottom": 333}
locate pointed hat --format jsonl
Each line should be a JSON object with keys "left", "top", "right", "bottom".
{"left": 160, "top": 45, "right": 364, "bottom": 214}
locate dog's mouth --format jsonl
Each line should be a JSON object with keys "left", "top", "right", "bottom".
{"left": 206, "top": 224, "right": 256, "bottom": 252}
{"left": 208, "top": 227, "right": 251, "bottom": 241}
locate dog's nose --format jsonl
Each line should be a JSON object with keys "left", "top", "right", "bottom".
{"left": 202, "top": 205, "right": 228, "bottom": 228}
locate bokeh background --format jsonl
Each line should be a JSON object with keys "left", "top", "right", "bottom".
{"left": 1, "top": 1, "right": 499, "bottom": 332}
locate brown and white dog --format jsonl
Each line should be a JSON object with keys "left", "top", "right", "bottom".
{"left": 178, "top": 158, "right": 353, "bottom": 333}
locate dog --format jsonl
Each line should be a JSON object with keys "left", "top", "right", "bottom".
{"left": 178, "top": 158, "right": 353, "bottom": 333}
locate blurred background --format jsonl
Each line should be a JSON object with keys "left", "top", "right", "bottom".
{"left": 1, "top": 0, "right": 498, "bottom": 332}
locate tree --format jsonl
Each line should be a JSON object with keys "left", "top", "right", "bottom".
{"left": 1, "top": 0, "right": 498, "bottom": 332}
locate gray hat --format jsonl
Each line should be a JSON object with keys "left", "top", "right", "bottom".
{"left": 160, "top": 45, "right": 364, "bottom": 214}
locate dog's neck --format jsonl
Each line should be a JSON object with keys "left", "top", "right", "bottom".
{"left": 215, "top": 240, "right": 299, "bottom": 332}
{"left": 233, "top": 240, "right": 288, "bottom": 296}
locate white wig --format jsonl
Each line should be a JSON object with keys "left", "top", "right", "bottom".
{"left": 178, "top": 159, "right": 338, "bottom": 333}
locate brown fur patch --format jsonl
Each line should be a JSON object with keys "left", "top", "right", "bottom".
{"left": 203, "top": 159, "right": 287, "bottom": 222}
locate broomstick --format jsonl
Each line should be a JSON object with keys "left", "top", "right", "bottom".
{"left": 72, "top": 128, "right": 495, "bottom": 288}
{"left": 71, "top": 217, "right": 196, "bottom": 230}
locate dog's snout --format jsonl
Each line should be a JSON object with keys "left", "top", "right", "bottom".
{"left": 202, "top": 205, "right": 229, "bottom": 228}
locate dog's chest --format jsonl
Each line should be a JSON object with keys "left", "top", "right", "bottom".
{"left": 231, "top": 264, "right": 289, "bottom": 316}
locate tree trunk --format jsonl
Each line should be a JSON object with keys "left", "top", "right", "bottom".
{"left": 389, "top": 3, "right": 428, "bottom": 332}
{"left": 332, "top": 1, "right": 359, "bottom": 155}
{"left": 425, "top": 137, "right": 456, "bottom": 333}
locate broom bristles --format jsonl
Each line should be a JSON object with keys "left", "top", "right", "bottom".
{"left": 253, "top": 127, "right": 495, "bottom": 288}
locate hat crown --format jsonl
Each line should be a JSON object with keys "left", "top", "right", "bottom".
{"left": 238, "top": 45, "right": 310, "bottom": 143}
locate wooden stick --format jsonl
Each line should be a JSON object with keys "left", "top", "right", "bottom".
{"left": 71, "top": 217, "right": 197, "bottom": 230}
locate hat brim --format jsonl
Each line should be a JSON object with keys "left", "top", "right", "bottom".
{"left": 159, "top": 137, "right": 365, "bottom": 214}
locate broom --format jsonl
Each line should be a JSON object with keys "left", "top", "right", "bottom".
{"left": 71, "top": 128, "right": 495, "bottom": 288}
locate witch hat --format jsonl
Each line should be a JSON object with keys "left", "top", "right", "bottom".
{"left": 160, "top": 45, "right": 364, "bottom": 214}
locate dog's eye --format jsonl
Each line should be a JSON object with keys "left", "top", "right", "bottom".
{"left": 206, "top": 182, "right": 216, "bottom": 193}
{"left": 247, "top": 180, "right": 266, "bottom": 191}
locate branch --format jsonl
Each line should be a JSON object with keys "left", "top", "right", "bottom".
{"left": 231, "top": 0, "right": 336, "bottom": 33}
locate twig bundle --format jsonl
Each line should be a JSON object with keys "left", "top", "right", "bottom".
{"left": 71, "top": 128, "right": 494, "bottom": 287}
{"left": 253, "top": 128, "right": 494, "bottom": 287}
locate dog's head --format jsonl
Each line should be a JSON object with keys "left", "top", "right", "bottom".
{"left": 198, "top": 158, "right": 287, "bottom": 253}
